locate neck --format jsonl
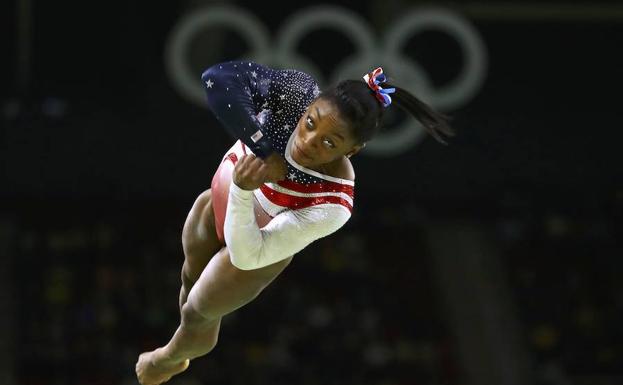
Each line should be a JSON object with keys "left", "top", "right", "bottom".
{"left": 308, "top": 156, "right": 344, "bottom": 175}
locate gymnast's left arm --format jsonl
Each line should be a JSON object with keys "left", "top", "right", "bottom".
{"left": 224, "top": 182, "right": 352, "bottom": 270}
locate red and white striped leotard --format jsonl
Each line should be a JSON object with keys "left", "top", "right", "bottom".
{"left": 219, "top": 134, "right": 355, "bottom": 270}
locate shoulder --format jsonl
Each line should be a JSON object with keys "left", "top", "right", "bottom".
{"left": 275, "top": 68, "right": 319, "bottom": 95}
{"left": 280, "top": 67, "right": 317, "bottom": 82}
{"left": 328, "top": 156, "right": 355, "bottom": 182}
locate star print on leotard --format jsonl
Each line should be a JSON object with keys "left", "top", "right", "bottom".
{"left": 201, "top": 60, "right": 350, "bottom": 187}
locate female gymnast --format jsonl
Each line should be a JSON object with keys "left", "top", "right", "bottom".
{"left": 135, "top": 61, "right": 453, "bottom": 385}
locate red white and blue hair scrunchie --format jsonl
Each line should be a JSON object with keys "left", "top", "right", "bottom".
{"left": 363, "top": 67, "right": 396, "bottom": 108}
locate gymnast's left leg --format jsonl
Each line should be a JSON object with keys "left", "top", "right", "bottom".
{"left": 179, "top": 188, "right": 224, "bottom": 310}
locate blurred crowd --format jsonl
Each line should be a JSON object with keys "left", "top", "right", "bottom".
{"left": 8, "top": 195, "right": 621, "bottom": 385}
{"left": 496, "top": 210, "right": 622, "bottom": 385}
{"left": 10, "top": 200, "right": 458, "bottom": 385}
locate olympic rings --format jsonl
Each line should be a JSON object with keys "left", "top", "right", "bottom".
{"left": 164, "top": 4, "right": 488, "bottom": 156}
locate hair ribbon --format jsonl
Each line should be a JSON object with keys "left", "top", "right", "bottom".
{"left": 363, "top": 67, "right": 395, "bottom": 108}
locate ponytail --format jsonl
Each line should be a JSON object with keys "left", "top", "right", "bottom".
{"left": 386, "top": 83, "right": 455, "bottom": 145}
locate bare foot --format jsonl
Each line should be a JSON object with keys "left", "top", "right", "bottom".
{"left": 135, "top": 348, "right": 189, "bottom": 385}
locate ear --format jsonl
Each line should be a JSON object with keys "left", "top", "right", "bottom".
{"left": 346, "top": 143, "right": 365, "bottom": 158}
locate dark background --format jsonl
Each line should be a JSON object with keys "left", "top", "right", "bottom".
{"left": 2, "top": 1, "right": 622, "bottom": 385}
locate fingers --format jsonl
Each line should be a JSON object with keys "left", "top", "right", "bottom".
{"left": 236, "top": 154, "right": 267, "bottom": 177}
{"left": 234, "top": 154, "right": 288, "bottom": 186}
{"left": 233, "top": 154, "right": 270, "bottom": 190}
{"left": 237, "top": 154, "right": 262, "bottom": 170}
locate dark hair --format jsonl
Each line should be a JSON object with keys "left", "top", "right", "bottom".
{"left": 320, "top": 79, "right": 454, "bottom": 145}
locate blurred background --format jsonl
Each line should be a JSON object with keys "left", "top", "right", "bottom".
{"left": 1, "top": 0, "right": 622, "bottom": 384}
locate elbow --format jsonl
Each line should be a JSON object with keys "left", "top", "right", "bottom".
{"left": 229, "top": 250, "right": 259, "bottom": 271}
{"left": 201, "top": 65, "right": 218, "bottom": 84}
{"left": 202, "top": 61, "right": 236, "bottom": 83}
{"left": 224, "top": 227, "right": 263, "bottom": 271}
{"left": 201, "top": 67, "right": 210, "bottom": 80}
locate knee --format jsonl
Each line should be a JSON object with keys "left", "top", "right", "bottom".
{"left": 180, "top": 301, "right": 221, "bottom": 351}
{"left": 181, "top": 297, "right": 217, "bottom": 326}
{"left": 194, "top": 188, "right": 213, "bottom": 210}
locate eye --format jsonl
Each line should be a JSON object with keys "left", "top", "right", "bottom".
{"left": 306, "top": 116, "right": 314, "bottom": 128}
{"left": 323, "top": 139, "right": 335, "bottom": 148}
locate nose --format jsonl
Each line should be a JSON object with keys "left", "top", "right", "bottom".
{"left": 301, "top": 131, "right": 319, "bottom": 149}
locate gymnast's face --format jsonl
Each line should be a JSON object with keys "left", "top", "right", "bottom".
{"left": 291, "top": 98, "right": 363, "bottom": 169}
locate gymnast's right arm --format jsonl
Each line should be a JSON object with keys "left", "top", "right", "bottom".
{"left": 224, "top": 154, "right": 352, "bottom": 271}
{"left": 201, "top": 61, "right": 275, "bottom": 158}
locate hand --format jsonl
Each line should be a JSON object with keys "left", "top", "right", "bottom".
{"left": 135, "top": 348, "right": 189, "bottom": 385}
{"left": 233, "top": 154, "right": 267, "bottom": 190}
{"left": 233, "top": 153, "right": 285, "bottom": 190}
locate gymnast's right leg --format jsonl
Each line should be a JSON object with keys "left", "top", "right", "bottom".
{"left": 137, "top": 195, "right": 292, "bottom": 385}
{"left": 160, "top": 248, "right": 293, "bottom": 364}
